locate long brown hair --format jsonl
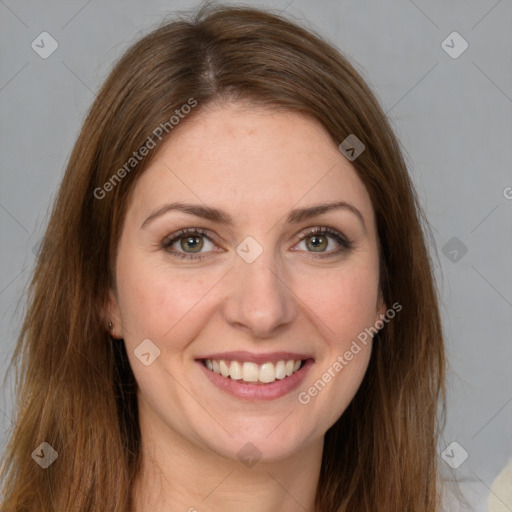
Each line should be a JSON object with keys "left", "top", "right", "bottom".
{"left": 0, "top": 4, "right": 446, "bottom": 510}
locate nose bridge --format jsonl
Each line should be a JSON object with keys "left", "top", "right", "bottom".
{"left": 223, "top": 240, "right": 296, "bottom": 337}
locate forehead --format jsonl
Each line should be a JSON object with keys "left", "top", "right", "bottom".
{"left": 128, "top": 104, "right": 375, "bottom": 226}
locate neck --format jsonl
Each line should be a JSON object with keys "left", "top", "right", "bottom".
{"left": 131, "top": 402, "right": 324, "bottom": 512}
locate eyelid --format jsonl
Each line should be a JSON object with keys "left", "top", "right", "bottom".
{"left": 295, "top": 226, "right": 351, "bottom": 245}
{"left": 162, "top": 227, "right": 214, "bottom": 246}
{"left": 292, "top": 226, "right": 354, "bottom": 257}
{"left": 161, "top": 227, "right": 220, "bottom": 253}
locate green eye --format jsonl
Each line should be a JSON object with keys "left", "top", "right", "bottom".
{"left": 162, "top": 226, "right": 353, "bottom": 261}
{"left": 162, "top": 228, "right": 214, "bottom": 259}
{"left": 304, "top": 234, "right": 328, "bottom": 252}
{"left": 179, "top": 235, "right": 204, "bottom": 253}
{"left": 296, "top": 227, "right": 353, "bottom": 256}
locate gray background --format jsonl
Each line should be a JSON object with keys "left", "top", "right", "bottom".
{"left": 1, "top": 1, "right": 511, "bottom": 510}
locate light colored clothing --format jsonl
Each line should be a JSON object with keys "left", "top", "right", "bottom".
{"left": 488, "top": 457, "right": 512, "bottom": 512}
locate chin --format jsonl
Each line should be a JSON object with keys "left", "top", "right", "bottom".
{"left": 196, "top": 418, "right": 314, "bottom": 465}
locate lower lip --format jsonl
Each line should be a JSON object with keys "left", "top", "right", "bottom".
{"left": 196, "top": 359, "right": 314, "bottom": 401}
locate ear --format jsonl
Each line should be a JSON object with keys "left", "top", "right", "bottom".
{"left": 104, "top": 287, "right": 123, "bottom": 339}
{"left": 375, "top": 290, "right": 387, "bottom": 326}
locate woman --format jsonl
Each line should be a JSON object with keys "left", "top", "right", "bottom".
{"left": 0, "top": 4, "right": 446, "bottom": 511}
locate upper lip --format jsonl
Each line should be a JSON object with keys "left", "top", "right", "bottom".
{"left": 196, "top": 351, "right": 314, "bottom": 364}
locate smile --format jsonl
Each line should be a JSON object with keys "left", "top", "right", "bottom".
{"left": 203, "top": 358, "right": 304, "bottom": 384}
{"left": 196, "top": 352, "right": 314, "bottom": 401}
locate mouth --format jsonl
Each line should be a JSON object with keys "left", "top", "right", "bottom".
{"left": 202, "top": 358, "right": 306, "bottom": 384}
{"left": 195, "top": 352, "right": 314, "bottom": 401}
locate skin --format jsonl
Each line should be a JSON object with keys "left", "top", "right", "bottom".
{"left": 106, "top": 102, "right": 386, "bottom": 512}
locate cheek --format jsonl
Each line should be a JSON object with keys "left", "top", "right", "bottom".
{"left": 292, "top": 263, "right": 379, "bottom": 423}
{"left": 294, "top": 263, "right": 380, "bottom": 342}
{"left": 116, "top": 255, "right": 218, "bottom": 342}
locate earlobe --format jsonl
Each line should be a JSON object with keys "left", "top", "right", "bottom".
{"left": 378, "top": 301, "right": 387, "bottom": 319}
{"left": 104, "top": 288, "right": 123, "bottom": 339}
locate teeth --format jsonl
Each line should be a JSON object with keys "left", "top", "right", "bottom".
{"left": 229, "top": 361, "right": 243, "bottom": 380}
{"left": 275, "top": 360, "right": 286, "bottom": 379}
{"left": 259, "top": 362, "right": 276, "bottom": 383}
{"left": 242, "top": 362, "right": 259, "bottom": 382}
{"left": 204, "top": 358, "right": 304, "bottom": 384}
{"left": 219, "top": 359, "right": 230, "bottom": 377}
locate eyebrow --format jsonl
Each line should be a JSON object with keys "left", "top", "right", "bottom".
{"left": 140, "top": 200, "right": 366, "bottom": 231}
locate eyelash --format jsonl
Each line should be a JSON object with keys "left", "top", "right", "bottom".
{"left": 161, "top": 227, "right": 353, "bottom": 260}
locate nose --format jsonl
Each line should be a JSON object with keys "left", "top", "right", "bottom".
{"left": 222, "top": 248, "right": 298, "bottom": 339}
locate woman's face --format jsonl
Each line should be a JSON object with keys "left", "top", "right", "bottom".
{"left": 108, "top": 103, "right": 386, "bottom": 462}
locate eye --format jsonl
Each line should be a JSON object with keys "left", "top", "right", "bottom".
{"left": 161, "top": 228, "right": 218, "bottom": 260}
{"left": 294, "top": 227, "right": 353, "bottom": 257}
{"left": 161, "top": 226, "right": 353, "bottom": 260}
